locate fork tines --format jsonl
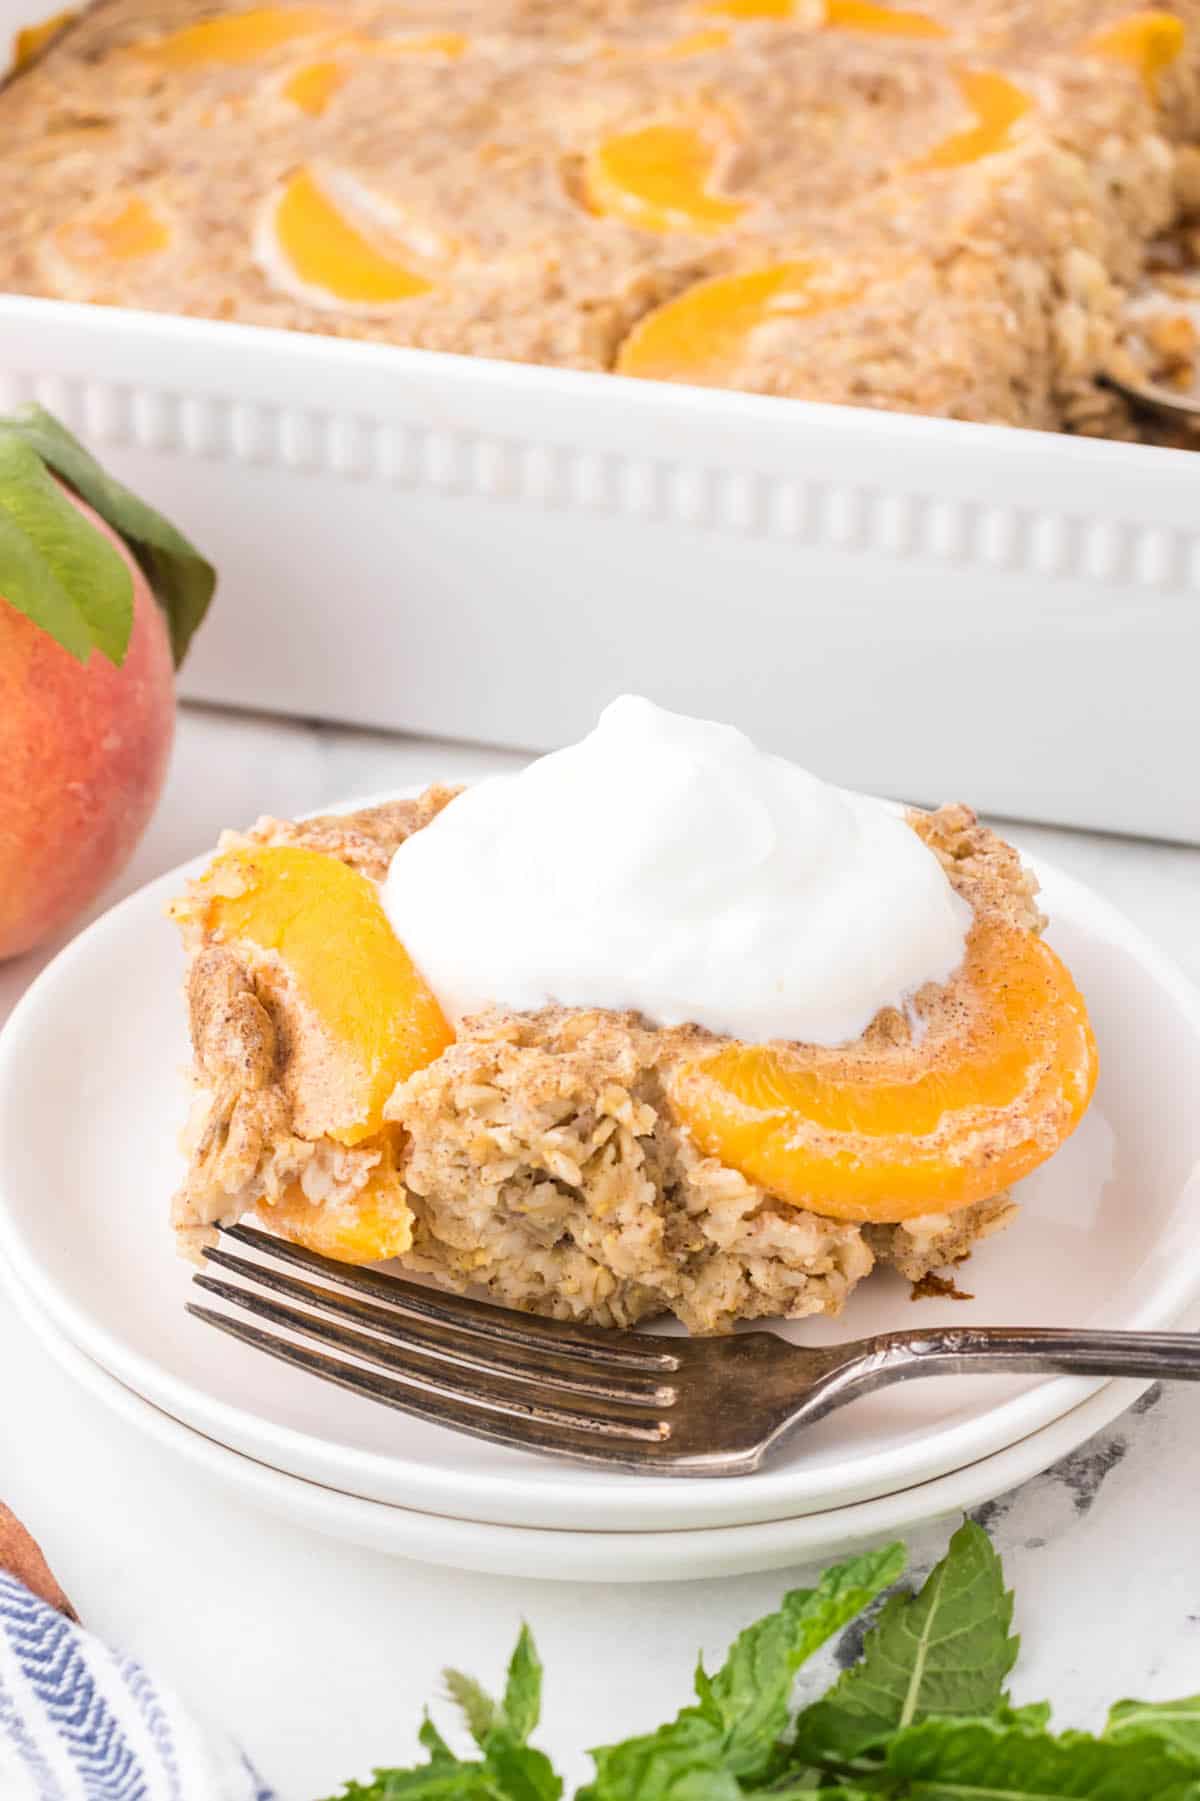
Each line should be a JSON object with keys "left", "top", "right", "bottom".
{"left": 188, "top": 1224, "right": 687, "bottom": 1469}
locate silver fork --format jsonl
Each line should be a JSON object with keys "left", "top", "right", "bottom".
{"left": 189, "top": 1224, "right": 1200, "bottom": 1476}
{"left": 1102, "top": 368, "right": 1200, "bottom": 425}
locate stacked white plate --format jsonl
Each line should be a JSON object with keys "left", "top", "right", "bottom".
{"left": 2, "top": 810, "right": 1200, "bottom": 1581}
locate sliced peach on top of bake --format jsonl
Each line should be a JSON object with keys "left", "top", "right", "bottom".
{"left": 598, "top": 27, "right": 735, "bottom": 62}
{"left": 371, "top": 30, "right": 469, "bottom": 60}
{"left": 907, "top": 68, "right": 1033, "bottom": 171}
{"left": 282, "top": 33, "right": 468, "bottom": 117}
{"left": 264, "top": 167, "right": 438, "bottom": 305}
{"left": 185, "top": 841, "right": 453, "bottom": 1263}
{"left": 54, "top": 195, "right": 171, "bottom": 264}
{"left": 669, "top": 919, "right": 1097, "bottom": 1224}
{"left": 255, "top": 1138, "right": 416, "bottom": 1263}
{"left": 13, "top": 7, "right": 76, "bottom": 68}
{"left": 584, "top": 121, "right": 749, "bottom": 235}
{"left": 824, "top": 1, "right": 948, "bottom": 36}
{"left": 700, "top": 0, "right": 948, "bottom": 35}
{"left": 1081, "top": 10, "right": 1186, "bottom": 101}
{"left": 199, "top": 844, "right": 453, "bottom": 1147}
{"left": 660, "top": 27, "right": 735, "bottom": 54}
{"left": 616, "top": 260, "right": 859, "bottom": 383}
{"left": 132, "top": 6, "right": 334, "bottom": 66}
{"left": 698, "top": 0, "right": 796, "bottom": 18}
{"left": 280, "top": 58, "right": 346, "bottom": 115}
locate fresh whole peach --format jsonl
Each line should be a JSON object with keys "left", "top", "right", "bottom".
{"left": 0, "top": 492, "right": 176, "bottom": 958}
{"left": 0, "top": 407, "right": 214, "bottom": 960}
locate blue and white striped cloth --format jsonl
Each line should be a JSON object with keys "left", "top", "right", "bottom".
{"left": 0, "top": 1572, "right": 275, "bottom": 1801}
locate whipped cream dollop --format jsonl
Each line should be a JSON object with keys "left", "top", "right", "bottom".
{"left": 382, "top": 696, "right": 972, "bottom": 1045}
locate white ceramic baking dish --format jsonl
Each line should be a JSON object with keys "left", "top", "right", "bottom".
{"left": 2, "top": 292, "right": 1196, "bottom": 842}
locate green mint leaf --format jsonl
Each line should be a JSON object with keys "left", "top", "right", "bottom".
{"left": 483, "top": 1740, "right": 563, "bottom": 1801}
{"left": 759, "top": 1789, "right": 874, "bottom": 1799}
{"left": 317, "top": 1766, "right": 487, "bottom": 1801}
{"left": 1106, "top": 1697, "right": 1200, "bottom": 1761}
{"left": 0, "top": 434, "right": 133, "bottom": 665}
{"left": 417, "top": 1715, "right": 458, "bottom": 1765}
{"left": 692, "top": 1660, "right": 720, "bottom": 1728}
{"left": 883, "top": 1715, "right": 1200, "bottom": 1798}
{"left": 444, "top": 1668, "right": 500, "bottom": 1749}
{"left": 705, "top": 1544, "right": 906, "bottom": 1780}
{"left": 792, "top": 1521, "right": 1017, "bottom": 1764}
{"left": 501, "top": 1626, "right": 544, "bottom": 1745}
{"left": 0, "top": 404, "right": 215, "bottom": 665}
{"left": 999, "top": 1702, "right": 1054, "bottom": 1732}
{"left": 585, "top": 1546, "right": 904, "bottom": 1799}
{"left": 582, "top": 1713, "right": 736, "bottom": 1801}
{"left": 373, "top": 1768, "right": 492, "bottom": 1798}
{"left": 643, "top": 1779, "right": 745, "bottom": 1801}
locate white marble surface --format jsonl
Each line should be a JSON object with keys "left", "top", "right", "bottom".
{"left": 2, "top": 703, "right": 1200, "bottom": 1798}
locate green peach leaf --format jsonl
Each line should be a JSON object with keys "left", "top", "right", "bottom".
{"left": 0, "top": 404, "right": 215, "bottom": 665}
{"left": 0, "top": 434, "right": 133, "bottom": 665}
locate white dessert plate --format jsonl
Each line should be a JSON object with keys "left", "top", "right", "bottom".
{"left": 1, "top": 807, "right": 1199, "bottom": 1532}
{"left": 1, "top": 1250, "right": 1158, "bottom": 1583}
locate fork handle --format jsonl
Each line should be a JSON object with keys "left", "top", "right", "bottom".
{"left": 863, "top": 1325, "right": 1200, "bottom": 1385}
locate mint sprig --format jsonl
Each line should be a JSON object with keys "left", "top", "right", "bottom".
{"left": 1106, "top": 1697, "right": 1200, "bottom": 1762}
{"left": 700, "top": 1543, "right": 906, "bottom": 1780}
{"left": 330, "top": 1625, "right": 563, "bottom": 1801}
{"left": 0, "top": 404, "right": 214, "bottom": 667}
{"left": 881, "top": 1714, "right": 1200, "bottom": 1797}
{"left": 575, "top": 1545, "right": 903, "bottom": 1801}
{"left": 324, "top": 1523, "right": 1200, "bottom": 1801}
{"left": 790, "top": 1520, "right": 1018, "bottom": 1765}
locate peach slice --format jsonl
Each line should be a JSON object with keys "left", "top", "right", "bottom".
{"left": 908, "top": 68, "right": 1032, "bottom": 171}
{"left": 133, "top": 5, "right": 333, "bottom": 66}
{"left": 281, "top": 58, "right": 345, "bottom": 115}
{"left": 13, "top": 7, "right": 76, "bottom": 68}
{"left": 616, "top": 260, "right": 856, "bottom": 383}
{"left": 825, "top": 1, "right": 948, "bottom": 36}
{"left": 661, "top": 27, "right": 734, "bottom": 54}
{"left": 201, "top": 844, "right": 453, "bottom": 1146}
{"left": 1081, "top": 10, "right": 1186, "bottom": 101}
{"left": 259, "top": 1139, "right": 415, "bottom": 1262}
{"left": 598, "top": 27, "right": 731, "bottom": 60}
{"left": 375, "top": 30, "right": 468, "bottom": 59}
{"left": 281, "top": 34, "right": 467, "bottom": 115}
{"left": 702, "top": 0, "right": 792, "bottom": 15}
{"left": 699, "top": 0, "right": 795, "bottom": 16}
{"left": 668, "top": 920, "right": 1097, "bottom": 1224}
{"left": 55, "top": 195, "right": 170, "bottom": 263}
{"left": 700, "top": 0, "right": 946, "bottom": 28}
{"left": 584, "top": 122, "right": 748, "bottom": 234}
{"left": 266, "top": 167, "right": 435, "bottom": 305}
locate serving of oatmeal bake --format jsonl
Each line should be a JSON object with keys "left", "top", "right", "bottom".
{"left": 1, "top": 0, "right": 1199, "bottom": 438}
{"left": 168, "top": 708, "right": 1096, "bottom": 1335}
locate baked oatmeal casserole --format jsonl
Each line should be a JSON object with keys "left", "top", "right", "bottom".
{"left": 169, "top": 783, "right": 1093, "bottom": 1335}
{"left": 2, "top": 0, "right": 1200, "bottom": 437}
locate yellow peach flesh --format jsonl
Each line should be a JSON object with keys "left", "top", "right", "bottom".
{"left": 1082, "top": 11, "right": 1186, "bottom": 100}
{"left": 616, "top": 260, "right": 857, "bottom": 384}
{"left": 201, "top": 843, "right": 453, "bottom": 1146}
{"left": 271, "top": 168, "right": 434, "bottom": 304}
{"left": 668, "top": 922, "right": 1097, "bottom": 1223}
{"left": 584, "top": 122, "right": 748, "bottom": 234}
{"left": 908, "top": 69, "right": 1032, "bottom": 171}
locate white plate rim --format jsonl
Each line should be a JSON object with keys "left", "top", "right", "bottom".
{"left": 2, "top": 1254, "right": 1157, "bottom": 1583}
{"left": 2, "top": 805, "right": 1200, "bottom": 1530}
